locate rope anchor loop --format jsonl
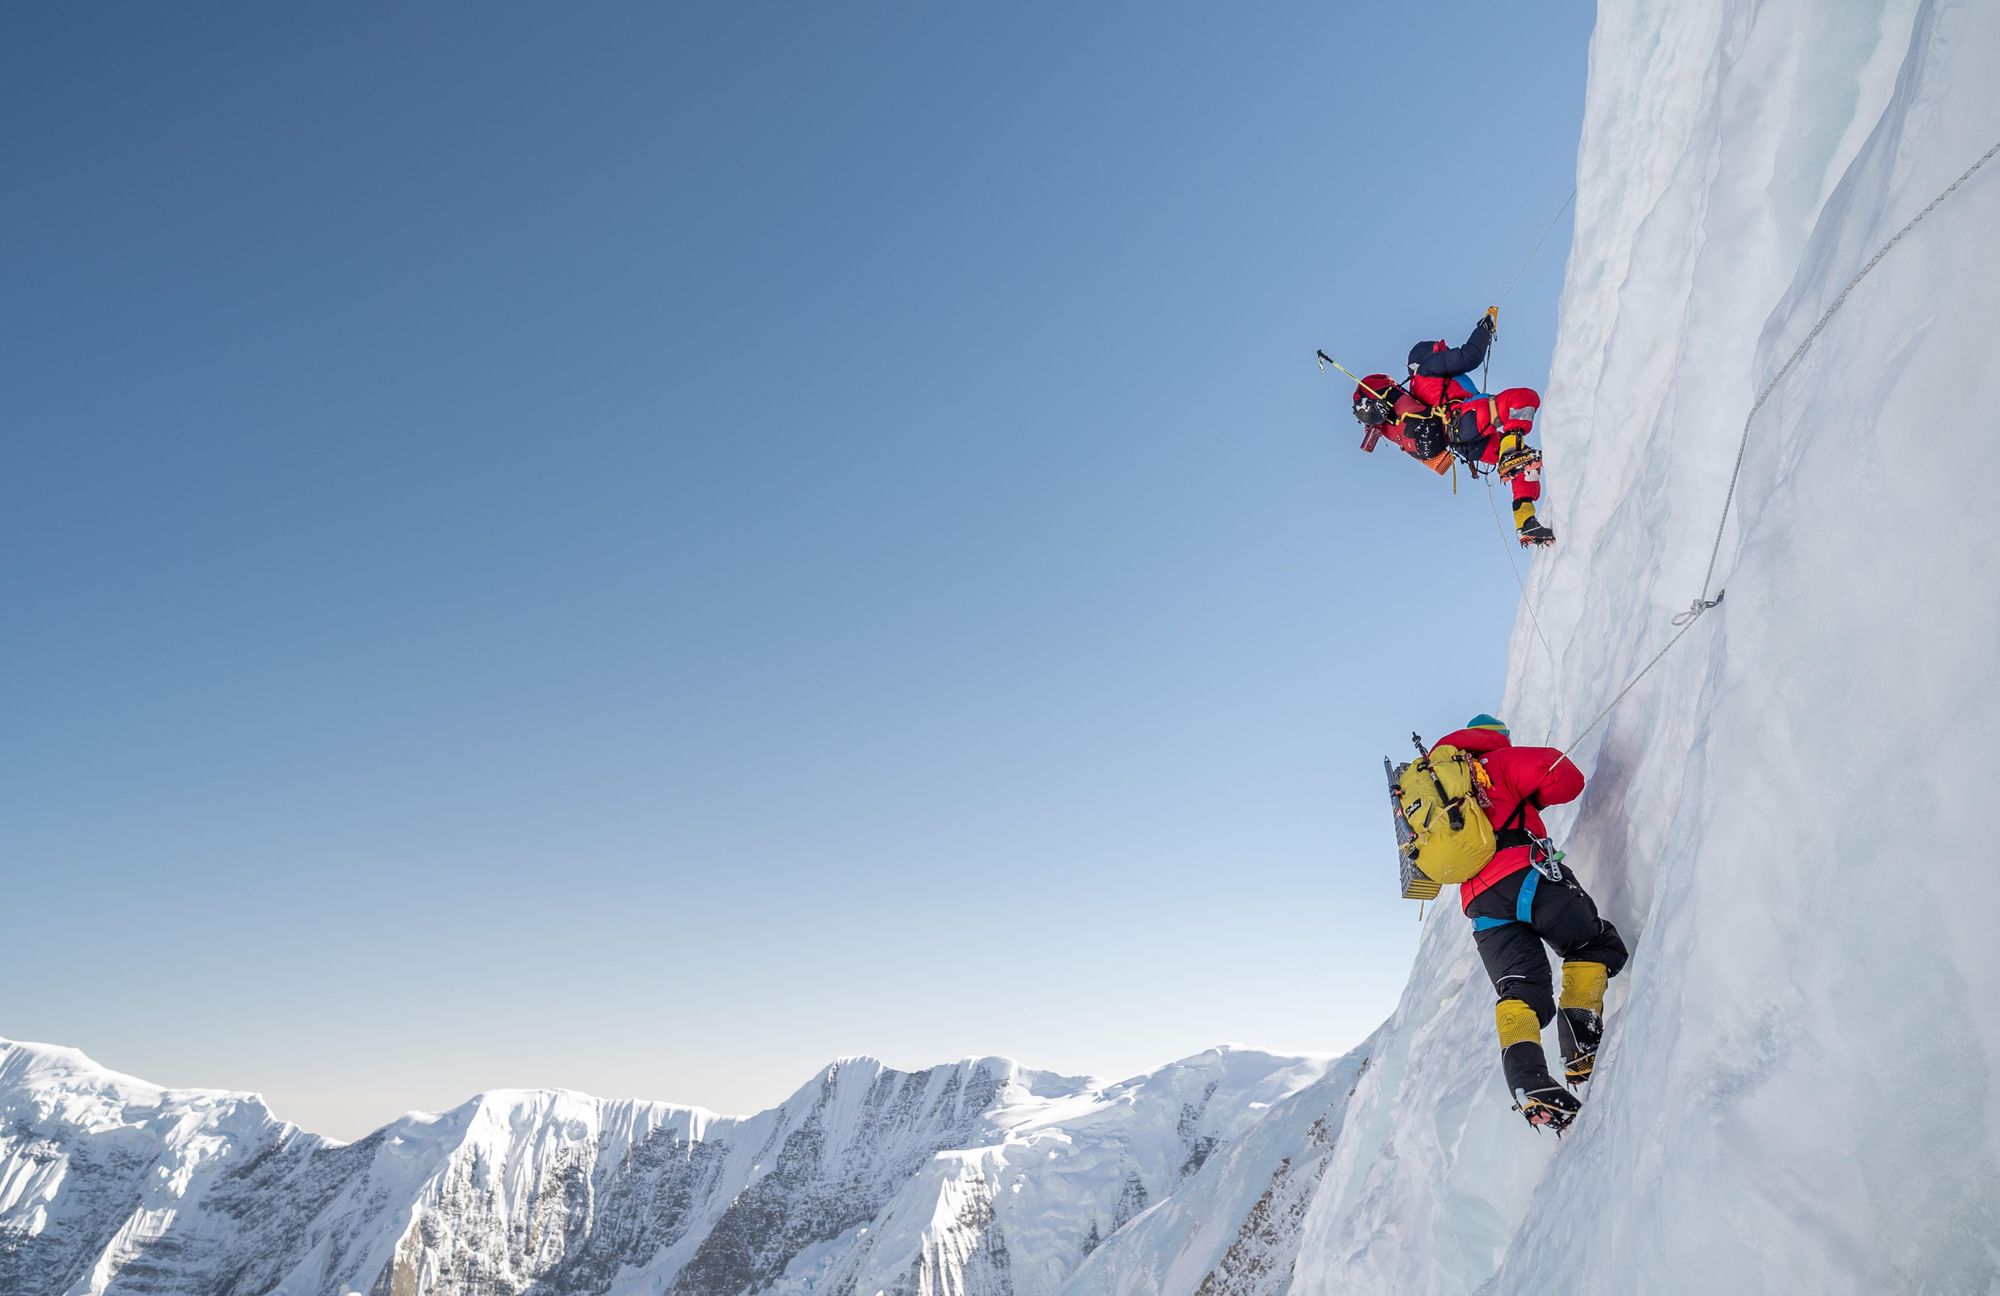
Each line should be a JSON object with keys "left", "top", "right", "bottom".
{"left": 1670, "top": 590, "right": 1726, "bottom": 627}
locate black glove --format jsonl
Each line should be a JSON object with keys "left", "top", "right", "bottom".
{"left": 1408, "top": 419, "right": 1447, "bottom": 460}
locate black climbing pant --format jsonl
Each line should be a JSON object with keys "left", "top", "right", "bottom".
{"left": 1468, "top": 865, "right": 1628, "bottom": 1025}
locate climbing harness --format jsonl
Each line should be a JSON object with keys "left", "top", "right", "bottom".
{"left": 1468, "top": 793, "right": 1568, "bottom": 932}
{"left": 1470, "top": 866, "right": 1542, "bottom": 933}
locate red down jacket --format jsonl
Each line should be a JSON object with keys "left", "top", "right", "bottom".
{"left": 1354, "top": 373, "right": 1542, "bottom": 471}
{"left": 1431, "top": 726, "right": 1585, "bottom": 910}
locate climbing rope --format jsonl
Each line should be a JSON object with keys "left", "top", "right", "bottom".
{"left": 1467, "top": 187, "right": 1581, "bottom": 611}
{"left": 1480, "top": 188, "right": 1576, "bottom": 395}
{"left": 1485, "top": 475, "right": 1558, "bottom": 665}
{"left": 1549, "top": 136, "right": 2000, "bottom": 760}
{"left": 1681, "top": 135, "right": 2000, "bottom": 618}
{"left": 1547, "top": 592, "right": 1723, "bottom": 767}
{"left": 1498, "top": 187, "right": 1577, "bottom": 311}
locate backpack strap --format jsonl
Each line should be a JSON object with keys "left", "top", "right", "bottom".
{"left": 1492, "top": 793, "right": 1540, "bottom": 851}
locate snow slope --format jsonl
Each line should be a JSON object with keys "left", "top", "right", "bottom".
{"left": 1070, "top": 0, "right": 2000, "bottom": 1291}
{"left": 0, "top": 1037, "right": 1327, "bottom": 1296}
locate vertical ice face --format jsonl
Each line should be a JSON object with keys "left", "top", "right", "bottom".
{"left": 1078, "top": 1, "right": 2000, "bottom": 1292}
{"left": 1489, "top": 0, "right": 2000, "bottom": 1287}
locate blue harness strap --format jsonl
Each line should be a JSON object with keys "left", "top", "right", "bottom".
{"left": 1469, "top": 867, "right": 1541, "bottom": 933}
{"left": 1516, "top": 867, "right": 1540, "bottom": 923}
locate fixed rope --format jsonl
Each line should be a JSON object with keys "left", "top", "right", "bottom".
{"left": 1545, "top": 593, "right": 1723, "bottom": 769}
{"left": 1552, "top": 136, "right": 2000, "bottom": 760}
{"left": 1469, "top": 188, "right": 1580, "bottom": 599}
{"left": 1499, "top": 187, "right": 1577, "bottom": 311}
{"left": 1483, "top": 188, "right": 1575, "bottom": 394}
{"left": 1485, "top": 475, "right": 1558, "bottom": 665}
{"left": 1679, "top": 135, "right": 2000, "bottom": 620}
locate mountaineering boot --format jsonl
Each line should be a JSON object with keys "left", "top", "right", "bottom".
{"left": 1557, "top": 961, "right": 1609, "bottom": 1085}
{"left": 1514, "top": 1079, "right": 1582, "bottom": 1130}
{"left": 1502, "top": 1041, "right": 1581, "bottom": 1131}
{"left": 1497, "top": 1000, "right": 1581, "bottom": 1131}
{"left": 1513, "top": 499, "right": 1556, "bottom": 548}
{"left": 1557, "top": 1008, "right": 1602, "bottom": 1085}
{"left": 1517, "top": 519, "right": 1556, "bottom": 547}
{"left": 1495, "top": 434, "right": 1541, "bottom": 481}
{"left": 1513, "top": 1078, "right": 1582, "bottom": 1129}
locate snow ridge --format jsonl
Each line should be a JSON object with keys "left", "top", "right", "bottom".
{"left": 0, "top": 1037, "right": 1328, "bottom": 1296}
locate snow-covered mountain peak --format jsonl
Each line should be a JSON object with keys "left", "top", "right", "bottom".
{"left": 0, "top": 1035, "right": 1331, "bottom": 1294}
{"left": 0, "top": 1035, "right": 282, "bottom": 1140}
{"left": 2, "top": 1035, "right": 168, "bottom": 1099}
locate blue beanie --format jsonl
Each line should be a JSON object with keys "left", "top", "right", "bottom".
{"left": 1466, "top": 714, "right": 1509, "bottom": 735}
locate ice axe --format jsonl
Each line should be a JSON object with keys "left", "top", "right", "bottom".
{"left": 1317, "top": 350, "right": 1403, "bottom": 452}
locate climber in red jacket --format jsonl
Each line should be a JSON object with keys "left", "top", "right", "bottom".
{"left": 1435, "top": 714, "right": 1627, "bottom": 1129}
{"left": 1351, "top": 309, "right": 1554, "bottom": 546}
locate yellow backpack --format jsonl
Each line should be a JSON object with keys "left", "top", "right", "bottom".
{"left": 1393, "top": 743, "right": 1497, "bottom": 887}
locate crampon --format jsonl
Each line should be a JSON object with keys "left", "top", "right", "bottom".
{"left": 1559, "top": 1007, "right": 1602, "bottom": 1086}
{"left": 1517, "top": 520, "right": 1557, "bottom": 547}
{"left": 1513, "top": 1085, "right": 1582, "bottom": 1133}
{"left": 1496, "top": 445, "right": 1542, "bottom": 481}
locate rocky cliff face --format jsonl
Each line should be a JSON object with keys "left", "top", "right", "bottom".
{"left": 0, "top": 1038, "right": 1327, "bottom": 1295}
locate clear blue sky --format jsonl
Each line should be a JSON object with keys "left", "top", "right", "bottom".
{"left": 2, "top": 3, "right": 1590, "bottom": 1138}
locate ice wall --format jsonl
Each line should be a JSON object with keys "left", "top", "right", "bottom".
{"left": 1074, "top": 0, "right": 2000, "bottom": 1290}
{"left": 1478, "top": 0, "right": 2000, "bottom": 1286}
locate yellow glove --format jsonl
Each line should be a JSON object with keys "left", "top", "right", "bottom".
{"left": 1484, "top": 305, "right": 1500, "bottom": 333}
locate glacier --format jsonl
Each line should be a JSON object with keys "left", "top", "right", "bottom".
{"left": 1071, "top": 0, "right": 2000, "bottom": 1291}
{"left": 8, "top": 0, "right": 2000, "bottom": 1292}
